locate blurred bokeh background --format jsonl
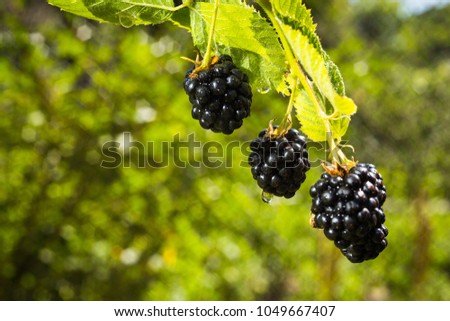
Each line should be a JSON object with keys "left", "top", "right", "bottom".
{"left": 1, "top": 0, "right": 449, "bottom": 300}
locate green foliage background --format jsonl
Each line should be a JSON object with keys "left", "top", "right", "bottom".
{"left": 1, "top": 0, "right": 449, "bottom": 300}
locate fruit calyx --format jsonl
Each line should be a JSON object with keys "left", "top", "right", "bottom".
{"left": 182, "top": 52, "right": 221, "bottom": 78}
{"left": 321, "top": 159, "right": 357, "bottom": 178}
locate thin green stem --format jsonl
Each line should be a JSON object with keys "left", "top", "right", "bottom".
{"left": 258, "top": 1, "right": 329, "bottom": 131}
{"left": 201, "top": 0, "right": 220, "bottom": 68}
{"left": 275, "top": 76, "right": 298, "bottom": 136}
{"left": 284, "top": 78, "right": 298, "bottom": 119}
{"left": 256, "top": 0, "right": 353, "bottom": 168}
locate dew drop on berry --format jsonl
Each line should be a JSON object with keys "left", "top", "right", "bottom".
{"left": 261, "top": 191, "right": 273, "bottom": 203}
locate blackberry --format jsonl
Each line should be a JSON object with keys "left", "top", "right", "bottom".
{"left": 248, "top": 128, "right": 310, "bottom": 198}
{"left": 310, "top": 163, "right": 388, "bottom": 263}
{"left": 183, "top": 55, "right": 252, "bottom": 134}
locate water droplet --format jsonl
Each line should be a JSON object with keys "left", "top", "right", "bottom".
{"left": 119, "top": 15, "right": 135, "bottom": 28}
{"left": 255, "top": 79, "right": 271, "bottom": 94}
{"left": 261, "top": 191, "right": 273, "bottom": 204}
{"left": 257, "top": 87, "right": 271, "bottom": 94}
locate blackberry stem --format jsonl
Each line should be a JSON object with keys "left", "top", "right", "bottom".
{"left": 201, "top": 0, "right": 220, "bottom": 69}
{"left": 273, "top": 76, "right": 298, "bottom": 137}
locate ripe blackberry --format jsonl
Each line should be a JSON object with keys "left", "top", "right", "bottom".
{"left": 310, "top": 163, "right": 388, "bottom": 263}
{"left": 248, "top": 128, "right": 310, "bottom": 198}
{"left": 183, "top": 55, "right": 252, "bottom": 134}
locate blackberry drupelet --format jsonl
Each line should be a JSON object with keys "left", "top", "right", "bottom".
{"left": 310, "top": 163, "right": 388, "bottom": 263}
{"left": 183, "top": 55, "right": 252, "bottom": 134}
{"left": 248, "top": 128, "right": 310, "bottom": 198}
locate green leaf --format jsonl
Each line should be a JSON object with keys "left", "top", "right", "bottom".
{"left": 170, "top": 8, "right": 191, "bottom": 30}
{"left": 189, "top": 1, "right": 285, "bottom": 90}
{"left": 295, "top": 89, "right": 328, "bottom": 142}
{"left": 82, "top": 0, "right": 175, "bottom": 26}
{"left": 272, "top": 0, "right": 316, "bottom": 32}
{"left": 283, "top": 25, "right": 356, "bottom": 110}
{"left": 48, "top": 0, "right": 105, "bottom": 21}
{"left": 272, "top": 0, "right": 357, "bottom": 141}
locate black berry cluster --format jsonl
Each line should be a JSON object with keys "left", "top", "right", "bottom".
{"left": 183, "top": 55, "right": 252, "bottom": 134}
{"left": 248, "top": 128, "right": 310, "bottom": 198}
{"left": 310, "top": 163, "right": 388, "bottom": 263}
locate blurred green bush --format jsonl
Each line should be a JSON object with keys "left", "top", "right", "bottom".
{"left": 0, "top": 0, "right": 449, "bottom": 300}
